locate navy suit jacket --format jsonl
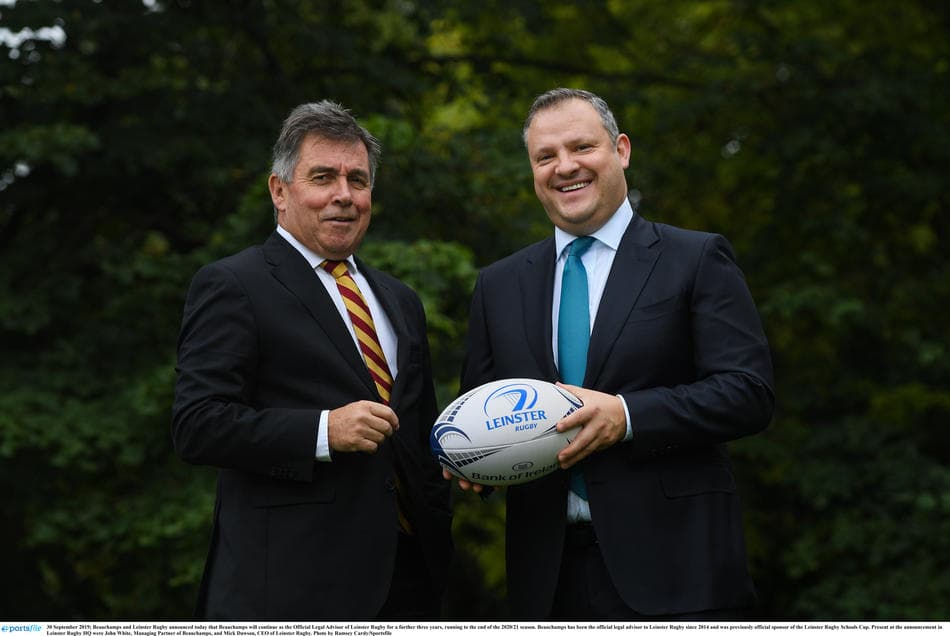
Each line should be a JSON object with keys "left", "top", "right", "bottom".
{"left": 461, "top": 210, "right": 774, "bottom": 617}
{"left": 172, "top": 231, "right": 452, "bottom": 619}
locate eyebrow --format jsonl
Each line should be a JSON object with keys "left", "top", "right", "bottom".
{"left": 532, "top": 135, "right": 599, "bottom": 154}
{"left": 305, "top": 165, "right": 371, "bottom": 180}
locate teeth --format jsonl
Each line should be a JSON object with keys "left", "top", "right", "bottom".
{"left": 560, "top": 181, "right": 590, "bottom": 192}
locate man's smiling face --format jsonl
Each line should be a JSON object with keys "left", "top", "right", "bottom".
{"left": 269, "top": 133, "right": 372, "bottom": 260}
{"left": 526, "top": 98, "right": 631, "bottom": 236}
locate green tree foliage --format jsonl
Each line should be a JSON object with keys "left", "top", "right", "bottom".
{"left": 1, "top": 0, "right": 947, "bottom": 620}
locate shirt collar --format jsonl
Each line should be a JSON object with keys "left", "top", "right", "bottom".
{"left": 554, "top": 196, "right": 635, "bottom": 259}
{"left": 276, "top": 224, "right": 359, "bottom": 273}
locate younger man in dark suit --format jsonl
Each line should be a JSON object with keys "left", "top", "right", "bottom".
{"left": 173, "top": 101, "right": 452, "bottom": 619}
{"left": 455, "top": 88, "right": 774, "bottom": 619}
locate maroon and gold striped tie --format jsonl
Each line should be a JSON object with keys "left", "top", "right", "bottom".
{"left": 321, "top": 260, "right": 394, "bottom": 404}
{"left": 321, "top": 260, "right": 412, "bottom": 533}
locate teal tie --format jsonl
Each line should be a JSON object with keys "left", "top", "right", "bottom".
{"left": 558, "top": 236, "right": 596, "bottom": 500}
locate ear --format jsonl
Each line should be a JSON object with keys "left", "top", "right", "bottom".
{"left": 268, "top": 174, "right": 286, "bottom": 212}
{"left": 616, "top": 133, "right": 631, "bottom": 169}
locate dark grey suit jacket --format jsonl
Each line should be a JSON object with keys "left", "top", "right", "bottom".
{"left": 173, "top": 231, "right": 452, "bottom": 619}
{"left": 461, "top": 210, "right": 774, "bottom": 617}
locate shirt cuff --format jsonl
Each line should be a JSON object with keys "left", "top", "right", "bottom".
{"left": 316, "top": 410, "right": 332, "bottom": 461}
{"left": 617, "top": 394, "right": 633, "bottom": 442}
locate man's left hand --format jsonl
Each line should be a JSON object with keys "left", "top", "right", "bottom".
{"left": 555, "top": 383, "right": 627, "bottom": 469}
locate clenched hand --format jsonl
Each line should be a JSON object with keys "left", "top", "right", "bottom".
{"left": 328, "top": 400, "right": 400, "bottom": 454}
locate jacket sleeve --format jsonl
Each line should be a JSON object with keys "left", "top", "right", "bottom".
{"left": 459, "top": 272, "right": 497, "bottom": 394}
{"left": 171, "top": 261, "right": 319, "bottom": 481}
{"left": 622, "top": 234, "right": 775, "bottom": 460}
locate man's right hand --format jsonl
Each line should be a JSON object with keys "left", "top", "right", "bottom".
{"left": 328, "top": 400, "right": 399, "bottom": 454}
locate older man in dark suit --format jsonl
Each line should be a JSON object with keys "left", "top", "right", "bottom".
{"left": 456, "top": 88, "right": 774, "bottom": 619}
{"left": 173, "top": 101, "right": 451, "bottom": 620}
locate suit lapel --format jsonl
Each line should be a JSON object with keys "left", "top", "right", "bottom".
{"left": 586, "top": 215, "right": 661, "bottom": 387}
{"left": 520, "top": 239, "right": 559, "bottom": 380}
{"left": 262, "top": 232, "right": 377, "bottom": 397}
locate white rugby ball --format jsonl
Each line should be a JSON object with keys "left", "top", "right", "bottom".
{"left": 431, "top": 378, "right": 583, "bottom": 486}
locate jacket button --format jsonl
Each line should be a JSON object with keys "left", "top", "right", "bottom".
{"left": 384, "top": 477, "right": 396, "bottom": 491}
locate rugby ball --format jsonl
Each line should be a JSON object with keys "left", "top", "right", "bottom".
{"left": 431, "top": 378, "right": 583, "bottom": 486}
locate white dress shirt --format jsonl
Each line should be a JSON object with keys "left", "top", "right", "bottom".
{"left": 276, "top": 225, "right": 398, "bottom": 461}
{"left": 551, "top": 198, "right": 635, "bottom": 522}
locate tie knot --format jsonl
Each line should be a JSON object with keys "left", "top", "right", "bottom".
{"left": 568, "top": 236, "right": 596, "bottom": 259}
{"left": 321, "top": 260, "right": 348, "bottom": 279}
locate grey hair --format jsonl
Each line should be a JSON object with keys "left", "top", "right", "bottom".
{"left": 271, "top": 100, "right": 382, "bottom": 185}
{"left": 522, "top": 88, "right": 620, "bottom": 147}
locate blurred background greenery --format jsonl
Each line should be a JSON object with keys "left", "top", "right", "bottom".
{"left": 1, "top": 0, "right": 947, "bottom": 621}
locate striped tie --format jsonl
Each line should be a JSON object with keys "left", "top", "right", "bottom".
{"left": 321, "top": 260, "right": 412, "bottom": 534}
{"left": 321, "top": 260, "right": 394, "bottom": 404}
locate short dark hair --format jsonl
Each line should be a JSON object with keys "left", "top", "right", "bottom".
{"left": 271, "top": 100, "right": 382, "bottom": 185}
{"left": 522, "top": 88, "right": 620, "bottom": 147}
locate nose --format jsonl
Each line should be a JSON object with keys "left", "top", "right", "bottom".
{"left": 554, "top": 150, "right": 579, "bottom": 177}
{"left": 331, "top": 176, "right": 353, "bottom": 206}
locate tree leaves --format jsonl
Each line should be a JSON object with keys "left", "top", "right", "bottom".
{"left": 2, "top": 0, "right": 947, "bottom": 620}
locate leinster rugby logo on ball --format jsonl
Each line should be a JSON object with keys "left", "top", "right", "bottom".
{"left": 483, "top": 382, "right": 546, "bottom": 432}
{"left": 431, "top": 378, "right": 583, "bottom": 486}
